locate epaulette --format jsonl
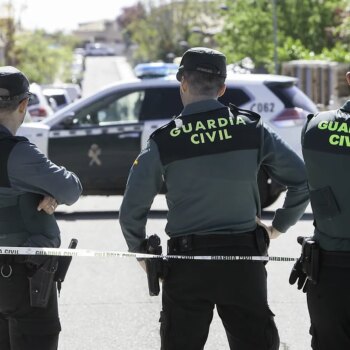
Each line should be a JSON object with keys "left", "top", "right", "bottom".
{"left": 229, "top": 103, "right": 261, "bottom": 120}
{"left": 149, "top": 115, "right": 178, "bottom": 140}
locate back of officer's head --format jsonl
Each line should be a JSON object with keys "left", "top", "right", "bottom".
{"left": 176, "top": 47, "right": 227, "bottom": 97}
{"left": 0, "top": 66, "right": 30, "bottom": 113}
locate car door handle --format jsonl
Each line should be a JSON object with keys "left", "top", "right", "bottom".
{"left": 118, "top": 133, "right": 140, "bottom": 139}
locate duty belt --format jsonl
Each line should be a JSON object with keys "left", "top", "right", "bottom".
{"left": 168, "top": 231, "right": 256, "bottom": 254}
{"left": 0, "top": 254, "right": 24, "bottom": 265}
{"left": 321, "top": 250, "right": 350, "bottom": 268}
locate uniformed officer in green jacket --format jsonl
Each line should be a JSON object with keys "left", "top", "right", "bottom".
{"left": 119, "top": 47, "right": 309, "bottom": 350}
{"left": 0, "top": 66, "right": 82, "bottom": 350}
{"left": 291, "top": 71, "right": 350, "bottom": 350}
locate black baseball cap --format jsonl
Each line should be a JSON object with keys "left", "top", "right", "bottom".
{"left": 176, "top": 47, "right": 227, "bottom": 82}
{"left": 0, "top": 66, "right": 31, "bottom": 105}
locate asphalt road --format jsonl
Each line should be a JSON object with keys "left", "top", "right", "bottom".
{"left": 81, "top": 56, "right": 135, "bottom": 97}
{"left": 54, "top": 194, "right": 314, "bottom": 350}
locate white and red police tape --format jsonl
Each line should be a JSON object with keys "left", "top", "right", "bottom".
{"left": 0, "top": 246, "right": 298, "bottom": 262}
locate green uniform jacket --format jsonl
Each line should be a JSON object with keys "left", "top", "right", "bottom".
{"left": 302, "top": 100, "right": 350, "bottom": 251}
{"left": 120, "top": 99, "right": 309, "bottom": 252}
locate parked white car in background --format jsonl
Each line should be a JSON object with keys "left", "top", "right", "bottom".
{"left": 42, "top": 87, "right": 72, "bottom": 111}
{"left": 27, "top": 83, "right": 55, "bottom": 121}
{"left": 42, "top": 83, "right": 82, "bottom": 102}
{"left": 85, "top": 43, "right": 115, "bottom": 56}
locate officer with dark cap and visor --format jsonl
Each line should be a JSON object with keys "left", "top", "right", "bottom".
{"left": 120, "top": 47, "right": 309, "bottom": 350}
{"left": 0, "top": 66, "right": 82, "bottom": 350}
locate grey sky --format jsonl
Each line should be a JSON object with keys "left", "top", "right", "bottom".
{"left": 11, "top": 0, "right": 137, "bottom": 32}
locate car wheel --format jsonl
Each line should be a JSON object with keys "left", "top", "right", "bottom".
{"left": 258, "top": 167, "right": 285, "bottom": 208}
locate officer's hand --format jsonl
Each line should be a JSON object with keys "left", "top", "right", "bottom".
{"left": 255, "top": 217, "right": 281, "bottom": 239}
{"left": 289, "top": 258, "right": 308, "bottom": 292}
{"left": 268, "top": 227, "right": 282, "bottom": 239}
{"left": 37, "top": 195, "right": 58, "bottom": 215}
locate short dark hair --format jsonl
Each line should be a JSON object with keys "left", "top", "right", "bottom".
{"left": 0, "top": 95, "right": 29, "bottom": 113}
{"left": 0, "top": 101, "right": 20, "bottom": 113}
{"left": 183, "top": 70, "right": 225, "bottom": 97}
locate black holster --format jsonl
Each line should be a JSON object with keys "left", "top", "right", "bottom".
{"left": 28, "top": 257, "right": 58, "bottom": 308}
{"left": 298, "top": 236, "right": 320, "bottom": 284}
{"left": 54, "top": 239, "right": 78, "bottom": 295}
{"left": 143, "top": 234, "right": 164, "bottom": 296}
{"left": 256, "top": 226, "right": 270, "bottom": 265}
{"left": 256, "top": 226, "right": 270, "bottom": 256}
{"left": 27, "top": 239, "right": 78, "bottom": 306}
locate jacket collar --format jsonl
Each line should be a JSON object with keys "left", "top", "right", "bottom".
{"left": 0, "top": 125, "right": 12, "bottom": 135}
{"left": 180, "top": 99, "right": 226, "bottom": 116}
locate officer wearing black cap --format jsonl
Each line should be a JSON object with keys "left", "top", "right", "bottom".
{"left": 120, "top": 47, "right": 309, "bottom": 350}
{"left": 290, "top": 71, "right": 350, "bottom": 350}
{"left": 0, "top": 66, "right": 82, "bottom": 350}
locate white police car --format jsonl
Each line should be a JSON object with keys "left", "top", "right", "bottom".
{"left": 18, "top": 75, "right": 317, "bottom": 207}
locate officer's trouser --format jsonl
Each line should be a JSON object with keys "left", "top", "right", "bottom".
{"left": 0, "top": 262, "right": 61, "bottom": 350}
{"left": 160, "top": 230, "right": 279, "bottom": 350}
{"left": 307, "top": 251, "right": 350, "bottom": 350}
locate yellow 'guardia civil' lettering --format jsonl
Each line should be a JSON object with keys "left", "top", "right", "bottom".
{"left": 329, "top": 134, "right": 350, "bottom": 147}
{"left": 170, "top": 115, "right": 246, "bottom": 139}
{"left": 317, "top": 121, "right": 350, "bottom": 147}
{"left": 318, "top": 121, "right": 350, "bottom": 133}
{"left": 191, "top": 129, "right": 232, "bottom": 144}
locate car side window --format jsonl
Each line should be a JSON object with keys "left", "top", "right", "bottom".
{"left": 68, "top": 90, "right": 146, "bottom": 127}
{"left": 139, "top": 88, "right": 183, "bottom": 121}
{"left": 100, "top": 91, "right": 145, "bottom": 124}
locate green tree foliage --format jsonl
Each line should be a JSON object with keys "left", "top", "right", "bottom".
{"left": 123, "top": 0, "right": 222, "bottom": 63}
{"left": 278, "top": 0, "right": 343, "bottom": 52}
{"left": 0, "top": 17, "right": 16, "bottom": 66}
{"left": 117, "top": 2, "right": 146, "bottom": 47}
{"left": 333, "top": 4, "right": 350, "bottom": 50}
{"left": 121, "top": 0, "right": 349, "bottom": 70}
{"left": 0, "top": 1, "right": 17, "bottom": 66}
{"left": 217, "top": 0, "right": 274, "bottom": 71}
{"left": 10, "top": 30, "right": 75, "bottom": 84}
{"left": 278, "top": 38, "right": 350, "bottom": 63}
{"left": 218, "top": 0, "right": 348, "bottom": 72}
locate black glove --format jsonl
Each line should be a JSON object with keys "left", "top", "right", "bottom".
{"left": 289, "top": 258, "right": 308, "bottom": 293}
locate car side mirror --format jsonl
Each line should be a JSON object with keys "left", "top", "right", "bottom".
{"left": 60, "top": 112, "right": 76, "bottom": 128}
